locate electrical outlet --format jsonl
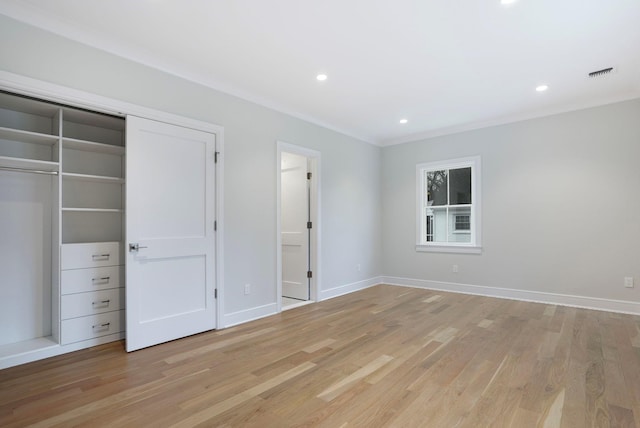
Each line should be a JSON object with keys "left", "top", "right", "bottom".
{"left": 244, "top": 284, "right": 251, "bottom": 295}
{"left": 452, "top": 264, "right": 459, "bottom": 273}
{"left": 357, "top": 264, "right": 361, "bottom": 272}
{"left": 624, "top": 277, "right": 634, "bottom": 288}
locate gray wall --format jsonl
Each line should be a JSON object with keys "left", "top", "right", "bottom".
{"left": 382, "top": 99, "right": 640, "bottom": 302}
{"left": 0, "top": 15, "right": 382, "bottom": 317}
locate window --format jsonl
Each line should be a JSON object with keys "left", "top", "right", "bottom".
{"left": 416, "top": 156, "right": 481, "bottom": 253}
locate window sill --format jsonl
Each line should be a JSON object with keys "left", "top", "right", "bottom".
{"left": 416, "top": 244, "right": 482, "bottom": 254}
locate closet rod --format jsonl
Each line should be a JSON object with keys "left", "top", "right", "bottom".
{"left": 0, "top": 166, "right": 58, "bottom": 175}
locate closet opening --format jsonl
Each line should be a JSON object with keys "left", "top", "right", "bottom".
{"left": 0, "top": 89, "right": 126, "bottom": 367}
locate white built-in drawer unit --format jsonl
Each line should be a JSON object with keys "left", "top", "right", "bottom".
{"left": 61, "top": 242, "right": 124, "bottom": 345}
{"left": 62, "top": 242, "right": 122, "bottom": 270}
{"left": 61, "top": 310, "right": 125, "bottom": 345}
{"left": 61, "top": 288, "right": 125, "bottom": 320}
{"left": 61, "top": 266, "right": 123, "bottom": 294}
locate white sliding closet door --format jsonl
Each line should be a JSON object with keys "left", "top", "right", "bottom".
{"left": 126, "top": 116, "right": 216, "bottom": 352}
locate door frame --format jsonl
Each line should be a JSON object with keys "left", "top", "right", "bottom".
{"left": 0, "top": 71, "right": 225, "bottom": 330}
{"left": 276, "top": 141, "right": 321, "bottom": 312}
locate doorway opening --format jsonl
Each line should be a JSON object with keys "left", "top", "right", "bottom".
{"left": 277, "top": 142, "right": 320, "bottom": 312}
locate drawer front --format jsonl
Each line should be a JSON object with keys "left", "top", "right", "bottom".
{"left": 61, "top": 310, "right": 124, "bottom": 345}
{"left": 61, "top": 266, "right": 124, "bottom": 295}
{"left": 61, "top": 288, "right": 124, "bottom": 320}
{"left": 62, "top": 242, "right": 122, "bottom": 269}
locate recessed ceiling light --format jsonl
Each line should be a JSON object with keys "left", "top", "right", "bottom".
{"left": 316, "top": 74, "right": 328, "bottom": 81}
{"left": 399, "top": 119, "right": 408, "bottom": 124}
{"left": 535, "top": 84, "right": 549, "bottom": 92}
{"left": 501, "top": 0, "right": 517, "bottom": 4}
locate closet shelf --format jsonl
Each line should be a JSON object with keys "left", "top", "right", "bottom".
{"left": 0, "top": 156, "right": 59, "bottom": 173}
{"left": 62, "top": 137, "right": 125, "bottom": 155}
{"left": 62, "top": 208, "right": 124, "bottom": 213}
{"left": 0, "top": 127, "right": 59, "bottom": 146}
{"left": 0, "top": 337, "right": 58, "bottom": 360}
{"left": 61, "top": 173, "right": 125, "bottom": 184}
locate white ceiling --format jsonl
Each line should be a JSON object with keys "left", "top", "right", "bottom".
{"left": 2, "top": 0, "right": 640, "bottom": 145}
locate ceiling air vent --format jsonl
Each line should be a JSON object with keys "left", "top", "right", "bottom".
{"left": 588, "top": 67, "right": 614, "bottom": 78}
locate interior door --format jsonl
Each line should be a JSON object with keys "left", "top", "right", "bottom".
{"left": 126, "top": 116, "right": 216, "bottom": 352}
{"left": 281, "top": 152, "right": 310, "bottom": 300}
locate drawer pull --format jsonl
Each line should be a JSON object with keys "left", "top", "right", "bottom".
{"left": 92, "top": 254, "right": 111, "bottom": 261}
{"left": 92, "top": 322, "right": 111, "bottom": 332}
{"left": 91, "top": 276, "right": 111, "bottom": 285}
{"left": 92, "top": 299, "right": 111, "bottom": 308}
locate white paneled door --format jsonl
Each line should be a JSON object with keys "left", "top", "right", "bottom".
{"left": 126, "top": 116, "right": 216, "bottom": 352}
{"left": 281, "top": 152, "right": 310, "bottom": 301}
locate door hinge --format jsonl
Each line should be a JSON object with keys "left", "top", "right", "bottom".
{"left": 215, "top": 151, "right": 220, "bottom": 163}
{"left": 307, "top": 221, "right": 312, "bottom": 229}
{"left": 214, "top": 220, "right": 217, "bottom": 231}
{"left": 307, "top": 271, "right": 313, "bottom": 279}
{"left": 214, "top": 289, "right": 218, "bottom": 299}
{"left": 307, "top": 172, "right": 312, "bottom": 180}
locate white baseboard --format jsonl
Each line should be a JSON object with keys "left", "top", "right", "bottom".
{"left": 222, "top": 275, "right": 639, "bottom": 331}
{"left": 222, "top": 303, "right": 278, "bottom": 328}
{"left": 319, "top": 276, "right": 382, "bottom": 301}
{"left": 382, "top": 276, "right": 640, "bottom": 315}
{"left": 221, "top": 277, "right": 382, "bottom": 329}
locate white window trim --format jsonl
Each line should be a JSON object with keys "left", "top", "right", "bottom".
{"left": 415, "top": 156, "right": 482, "bottom": 254}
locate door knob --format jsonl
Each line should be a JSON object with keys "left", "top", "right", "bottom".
{"left": 129, "top": 243, "right": 148, "bottom": 252}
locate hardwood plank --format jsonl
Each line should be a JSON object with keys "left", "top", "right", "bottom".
{"left": 317, "top": 355, "right": 393, "bottom": 402}
{"left": 303, "top": 338, "right": 337, "bottom": 354}
{"left": 173, "top": 362, "right": 316, "bottom": 426}
{"left": 163, "top": 327, "right": 278, "bottom": 363}
{"left": 608, "top": 404, "right": 637, "bottom": 428}
{"left": 541, "top": 388, "right": 565, "bottom": 428}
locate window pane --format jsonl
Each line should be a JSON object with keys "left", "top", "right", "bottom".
{"left": 426, "top": 206, "right": 447, "bottom": 242}
{"left": 448, "top": 206, "right": 471, "bottom": 243}
{"left": 455, "top": 215, "right": 470, "bottom": 230}
{"left": 449, "top": 167, "right": 471, "bottom": 205}
{"left": 426, "top": 170, "right": 447, "bottom": 206}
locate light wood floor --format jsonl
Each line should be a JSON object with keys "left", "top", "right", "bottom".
{"left": 1, "top": 285, "right": 639, "bottom": 427}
